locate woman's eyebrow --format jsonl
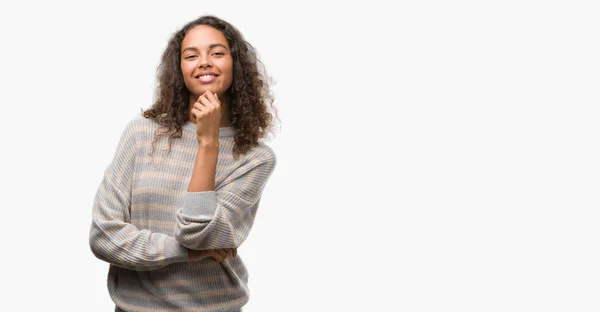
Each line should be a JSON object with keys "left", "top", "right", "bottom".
{"left": 182, "top": 44, "right": 228, "bottom": 53}
{"left": 208, "top": 43, "right": 228, "bottom": 50}
{"left": 182, "top": 47, "right": 199, "bottom": 53}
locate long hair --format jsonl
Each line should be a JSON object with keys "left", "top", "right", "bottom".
{"left": 143, "top": 15, "right": 277, "bottom": 158}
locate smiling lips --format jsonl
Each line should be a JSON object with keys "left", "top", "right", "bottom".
{"left": 195, "top": 73, "right": 219, "bottom": 83}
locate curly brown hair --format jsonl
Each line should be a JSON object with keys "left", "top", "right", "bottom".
{"left": 142, "top": 15, "right": 277, "bottom": 158}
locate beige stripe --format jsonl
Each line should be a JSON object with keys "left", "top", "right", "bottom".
{"left": 136, "top": 171, "right": 191, "bottom": 182}
{"left": 131, "top": 203, "right": 178, "bottom": 213}
{"left": 130, "top": 219, "right": 178, "bottom": 232}
{"left": 137, "top": 155, "right": 195, "bottom": 172}
{"left": 97, "top": 183, "right": 126, "bottom": 209}
{"left": 132, "top": 186, "right": 183, "bottom": 197}
{"left": 119, "top": 286, "right": 246, "bottom": 301}
{"left": 117, "top": 295, "right": 246, "bottom": 312}
{"left": 118, "top": 268, "right": 247, "bottom": 287}
{"left": 136, "top": 138, "right": 237, "bottom": 157}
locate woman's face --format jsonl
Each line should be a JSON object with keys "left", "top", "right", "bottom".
{"left": 180, "top": 25, "right": 233, "bottom": 101}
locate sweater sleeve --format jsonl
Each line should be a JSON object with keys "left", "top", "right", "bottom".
{"left": 89, "top": 118, "right": 189, "bottom": 270}
{"left": 174, "top": 149, "right": 277, "bottom": 250}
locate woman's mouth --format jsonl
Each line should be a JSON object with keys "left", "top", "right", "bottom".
{"left": 195, "top": 74, "right": 218, "bottom": 83}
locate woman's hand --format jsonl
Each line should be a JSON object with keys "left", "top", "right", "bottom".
{"left": 188, "top": 248, "right": 237, "bottom": 262}
{"left": 190, "top": 90, "right": 222, "bottom": 144}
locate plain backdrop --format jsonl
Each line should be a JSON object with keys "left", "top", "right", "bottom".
{"left": 0, "top": 0, "right": 599, "bottom": 311}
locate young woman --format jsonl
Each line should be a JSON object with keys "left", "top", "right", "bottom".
{"left": 89, "top": 15, "right": 277, "bottom": 312}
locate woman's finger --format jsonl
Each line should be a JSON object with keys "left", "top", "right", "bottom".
{"left": 197, "top": 94, "right": 214, "bottom": 110}
{"left": 208, "top": 250, "right": 224, "bottom": 262}
{"left": 190, "top": 108, "right": 203, "bottom": 121}
{"left": 205, "top": 92, "right": 220, "bottom": 107}
{"left": 216, "top": 249, "right": 228, "bottom": 259}
{"left": 194, "top": 96, "right": 208, "bottom": 110}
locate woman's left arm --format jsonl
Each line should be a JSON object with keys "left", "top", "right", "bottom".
{"left": 175, "top": 150, "right": 276, "bottom": 250}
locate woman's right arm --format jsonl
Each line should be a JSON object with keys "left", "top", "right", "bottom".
{"left": 88, "top": 118, "right": 190, "bottom": 271}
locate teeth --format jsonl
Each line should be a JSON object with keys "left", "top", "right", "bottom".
{"left": 199, "top": 75, "right": 215, "bottom": 78}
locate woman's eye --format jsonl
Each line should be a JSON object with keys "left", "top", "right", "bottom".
{"left": 185, "top": 55, "right": 197, "bottom": 59}
{"left": 212, "top": 52, "right": 224, "bottom": 56}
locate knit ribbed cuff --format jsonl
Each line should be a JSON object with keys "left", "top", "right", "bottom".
{"left": 164, "top": 237, "right": 189, "bottom": 263}
{"left": 182, "top": 191, "right": 218, "bottom": 216}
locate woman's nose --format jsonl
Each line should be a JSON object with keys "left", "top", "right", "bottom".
{"left": 198, "top": 57, "right": 211, "bottom": 68}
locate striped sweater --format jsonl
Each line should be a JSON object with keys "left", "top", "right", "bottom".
{"left": 89, "top": 115, "right": 277, "bottom": 312}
